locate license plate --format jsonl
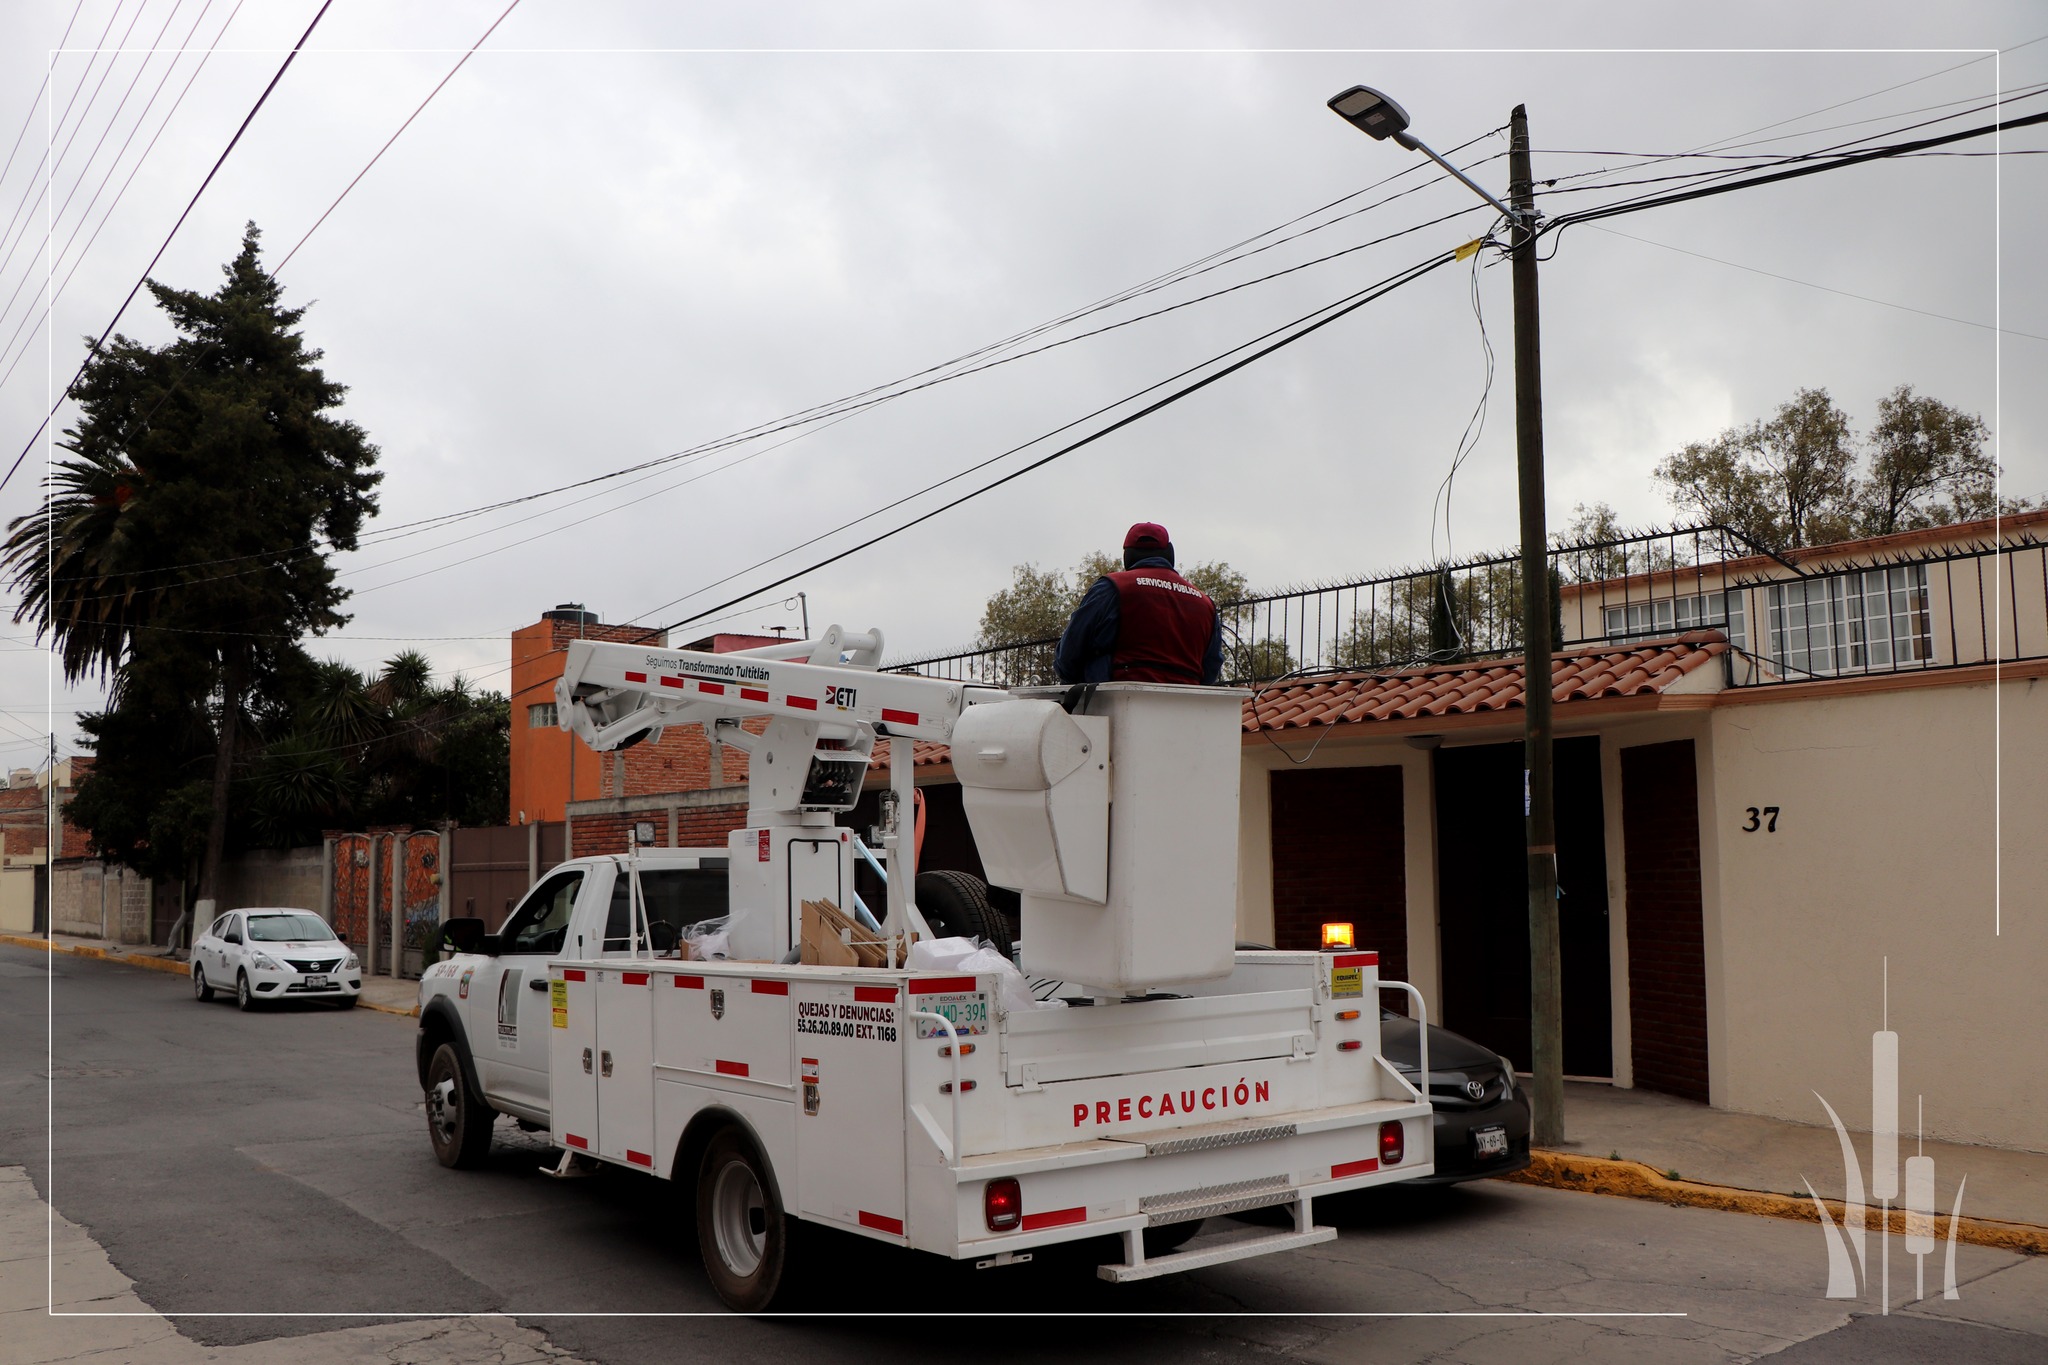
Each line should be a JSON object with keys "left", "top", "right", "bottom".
{"left": 1473, "top": 1125, "right": 1508, "bottom": 1158}
{"left": 305, "top": 974, "right": 328, "bottom": 988}
{"left": 913, "top": 992, "right": 989, "bottom": 1039}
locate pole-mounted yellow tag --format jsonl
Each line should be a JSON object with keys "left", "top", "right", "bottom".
{"left": 1454, "top": 238, "right": 1485, "bottom": 262}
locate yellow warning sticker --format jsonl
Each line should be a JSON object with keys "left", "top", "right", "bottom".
{"left": 550, "top": 978, "right": 569, "bottom": 1028}
{"left": 1330, "top": 965, "right": 1364, "bottom": 999}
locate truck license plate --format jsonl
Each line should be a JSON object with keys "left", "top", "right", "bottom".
{"left": 913, "top": 992, "right": 989, "bottom": 1039}
{"left": 1473, "top": 1125, "right": 1508, "bottom": 1158}
{"left": 305, "top": 974, "right": 328, "bottom": 988}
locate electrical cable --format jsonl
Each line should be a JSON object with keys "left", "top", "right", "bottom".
{"left": 0, "top": 0, "right": 128, "bottom": 282}
{"left": 0, "top": 0, "right": 89, "bottom": 197}
{"left": 1423, "top": 235, "right": 1503, "bottom": 661}
{"left": 644, "top": 250, "right": 1461, "bottom": 635}
{"left": 0, "top": 0, "right": 338, "bottom": 496}
{"left": 39, "top": 175, "right": 1504, "bottom": 602}
{"left": 1584, "top": 223, "right": 2048, "bottom": 343}
{"left": 0, "top": 0, "right": 219, "bottom": 379}
{"left": 43, "top": 126, "right": 1512, "bottom": 596}
{"left": 1542, "top": 107, "right": 2048, "bottom": 233}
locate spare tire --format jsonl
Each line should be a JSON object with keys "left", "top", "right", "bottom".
{"left": 914, "top": 870, "right": 1011, "bottom": 954}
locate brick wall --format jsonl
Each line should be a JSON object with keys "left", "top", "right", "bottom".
{"left": 1268, "top": 766, "right": 1408, "bottom": 990}
{"left": 1620, "top": 740, "right": 1710, "bottom": 1103}
{"left": 569, "top": 801, "right": 749, "bottom": 857}
{"left": 612, "top": 717, "right": 762, "bottom": 799}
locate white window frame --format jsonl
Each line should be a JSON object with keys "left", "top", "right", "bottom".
{"left": 528, "top": 701, "right": 559, "bottom": 729}
{"left": 1602, "top": 589, "right": 1746, "bottom": 651}
{"left": 1765, "top": 564, "right": 1933, "bottom": 677}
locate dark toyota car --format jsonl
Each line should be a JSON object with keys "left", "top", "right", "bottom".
{"left": 1378, "top": 1009, "right": 1532, "bottom": 1183}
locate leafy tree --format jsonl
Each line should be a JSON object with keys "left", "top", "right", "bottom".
{"left": 3, "top": 224, "right": 381, "bottom": 916}
{"left": 974, "top": 550, "right": 1285, "bottom": 684}
{"left": 1652, "top": 385, "right": 2021, "bottom": 553}
{"left": 1654, "top": 388, "right": 1856, "bottom": 550}
{"left": 1859, "top": 384, "right": 1997, "bottom": 535}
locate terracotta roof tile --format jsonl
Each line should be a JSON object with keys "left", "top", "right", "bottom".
{"left": 1244, "top": 631, "right": 1729, "bottom": 732}
{"left": 865, "top": 737, "right": 953, "bottom": 771}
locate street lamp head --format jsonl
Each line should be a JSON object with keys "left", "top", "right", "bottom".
{"left": 1327, "top": 85, "right": 1420, "bottom": 149}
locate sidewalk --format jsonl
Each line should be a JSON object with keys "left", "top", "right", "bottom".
{"left": 0, "top": 931, "right": 421, "bottom": 1016}
{"left": 1512, "top": 1080, "right": 2048, "bottom": 1252}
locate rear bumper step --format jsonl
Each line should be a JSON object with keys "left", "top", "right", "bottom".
{"left": 1098, "top": 1223, "right": 1337, "bottom": 1282}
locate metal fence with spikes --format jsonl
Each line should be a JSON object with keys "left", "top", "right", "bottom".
{"left": 886, "top": 518, "right": 2048, "bottom": 690}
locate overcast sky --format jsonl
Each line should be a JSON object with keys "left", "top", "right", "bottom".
{"left": 0, "top": 1, "right": 2040, "bottom": 767}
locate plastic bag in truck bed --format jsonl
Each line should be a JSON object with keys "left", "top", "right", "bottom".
{"left": 908, "top": 936, "right": 1063, "bottom": 1014}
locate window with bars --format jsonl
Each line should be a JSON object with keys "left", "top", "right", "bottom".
{"left": 528, "top": 701, "right": 559, "bottom": 728}
{"left": 1764, "top": 565, "right": 1933, "bottom": 677}
{"left": 1602, "top": 590, "right": 1746, "bottom": 650}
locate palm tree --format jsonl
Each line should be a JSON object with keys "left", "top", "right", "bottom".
{"left": 1, "top": 446, "right": 157, "bottom": 685}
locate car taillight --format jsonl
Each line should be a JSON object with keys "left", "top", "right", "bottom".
{"left": 985, "top": 1178, "right": 1021, "bottom": 1232}
{"left": 1379, "top": 1119, "right": 1405, "bottom": 1165}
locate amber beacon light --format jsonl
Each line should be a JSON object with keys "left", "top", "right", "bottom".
{"left": 1321, "top": 922, "right": 1355, "bottom": 949}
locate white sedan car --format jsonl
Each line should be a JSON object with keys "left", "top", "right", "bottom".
{"left": 191, "top": 908, "right": 363, "bottom": 1010}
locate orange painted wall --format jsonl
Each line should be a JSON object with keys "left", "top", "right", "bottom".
{"left": 507, "top": 617, "right": 668, "bottom": 823}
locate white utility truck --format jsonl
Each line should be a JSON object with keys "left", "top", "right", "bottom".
{"left": 416, "top": 625, "right": 1431, "bottom": 1309}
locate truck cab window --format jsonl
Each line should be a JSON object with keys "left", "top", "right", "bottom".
{"left": 603, "top": 868, "right": 732, "bottom": 954}
{"left": 500, "top": 871, "right": 585, "bottom": 956}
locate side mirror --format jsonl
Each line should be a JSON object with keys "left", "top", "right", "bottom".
{"left": 439, "top": 918, "right": 488, "bottom": 956}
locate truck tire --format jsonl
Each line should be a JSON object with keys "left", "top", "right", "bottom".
{"left": 425, "top": 1041, "right": 495, "bottom": 1169}
{"left": 696, "top": 1127, "right": 795, "bottom": 1312}
{"left": 914, "top": 870, "right": 1011, "bottom": 952}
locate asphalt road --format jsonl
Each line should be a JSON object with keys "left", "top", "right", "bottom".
{"left": 5, "top": 942, "right": 2043, "bottom": 1365}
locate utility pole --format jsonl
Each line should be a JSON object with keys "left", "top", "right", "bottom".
{"left": 1509, "top": 104, "right": 1563, "bottom": 1146}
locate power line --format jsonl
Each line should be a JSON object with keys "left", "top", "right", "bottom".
{"left": 0, "top": 0, "right": 220, "bottom": 380}
{"left": 1545, "top": 107, "right": 2048, "bottom": 232}
{"left": 35, "top": 133, "right": 1510, "bottom": 595}
{"left": 646, "top": 251, "right": 1461, "bottom": 633}
{"left": 0, "top": 0, "right": 337, "bottom": 496}
{"left": 1585, "top": 224, "right": 2048, "bottom": 343}
{"left": 0, "top": 0, "right": 88, "bottom": 195}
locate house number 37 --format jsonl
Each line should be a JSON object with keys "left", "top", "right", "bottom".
{"left": 1742, "top": 806, "right": 1780, "bottom": 832}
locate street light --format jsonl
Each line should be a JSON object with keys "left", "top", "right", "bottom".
{"left": 1326, "top": 86, "right": 1523, "bottom": 225}
{"left": 1327, "top": 85, "right": 1564, "bottom": 1147}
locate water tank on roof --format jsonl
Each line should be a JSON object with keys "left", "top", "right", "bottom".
{"left": 543, "top": 603, "right": 599, "bottom": 626}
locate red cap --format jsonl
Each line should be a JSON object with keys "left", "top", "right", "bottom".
{"left": 1124, "top": 521, "right": 1171, "bottom": 550}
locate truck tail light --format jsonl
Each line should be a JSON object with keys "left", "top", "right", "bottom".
{"left": 1379, "top": 1120, "right": 1405, "bottom": 1165}
{"left": 985, "top": 1178, "right": 1021, "bottom": 1232}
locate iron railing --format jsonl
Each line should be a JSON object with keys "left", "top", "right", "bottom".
{"left": 886, "top": 521, "right": 2047, "bottom": 692}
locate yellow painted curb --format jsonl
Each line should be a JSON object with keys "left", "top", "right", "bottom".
{"left": 0, "top": 932, "right": 183, "bottom": 974}
{"left": 1, "top": 931, "right": 415, "bottom": 1013}
{"left": 1504, "top": 1150, "right": 2048, "bottom": 1256}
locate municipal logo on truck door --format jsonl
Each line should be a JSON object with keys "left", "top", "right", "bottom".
{"left": 497, "top": 970, "right": 522, "bottom": 1050}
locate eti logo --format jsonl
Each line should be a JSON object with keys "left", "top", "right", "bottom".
{"left": 824, "top": 685, "right": 858, "bottom": 709}
{"left": 1804, "top": 959, "right": 1968, "bottom": 1308}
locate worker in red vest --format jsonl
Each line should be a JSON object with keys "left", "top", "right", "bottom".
{"left": 1054, "top": 522, "right": 1223, "bottom": 685}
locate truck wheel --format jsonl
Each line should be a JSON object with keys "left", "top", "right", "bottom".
{"left": 425, "top": 1041, "right": 495, "bottom": 1169}
{"left": 696, "top": 1127, "right": 795, "bottom": 1312}
{"left": 915, "top": 870, "right": 1011, "bottom": 953}
{"left": 1143, "top": 1217, "right": 1206, "bottom": 1256}
{"left": 192, "top": 967, "right": 214, "bottom": 1002}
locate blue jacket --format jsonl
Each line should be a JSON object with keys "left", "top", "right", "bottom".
{"left": 1054, "top": 556, "right": 1224, "bottom": 685}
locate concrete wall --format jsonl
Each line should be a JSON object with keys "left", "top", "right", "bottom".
{"left": 1702, "top": 676, "right": 2047, "bottom": 1152}
{"left": 0, "top": 854, "right": 41, "bottom": 932}
{"left": 49, "top": 862, "right": 152, "bottom": 943}
{"left": 217, "top": 846, "right": 324, "bottom": 913}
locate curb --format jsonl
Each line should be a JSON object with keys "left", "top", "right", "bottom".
{"left": 0, "top": 932, "right": 418, "bottom": 1017}
{"left": 1504, "top": 1151, "right": 2048, "bottom": 1256}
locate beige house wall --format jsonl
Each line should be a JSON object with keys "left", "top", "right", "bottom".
{"left": 1702, "top": 677, "right": 2047, "bottom": 1152}
{"left": 0, "top": 854, "right": 40, "bottom": 932}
